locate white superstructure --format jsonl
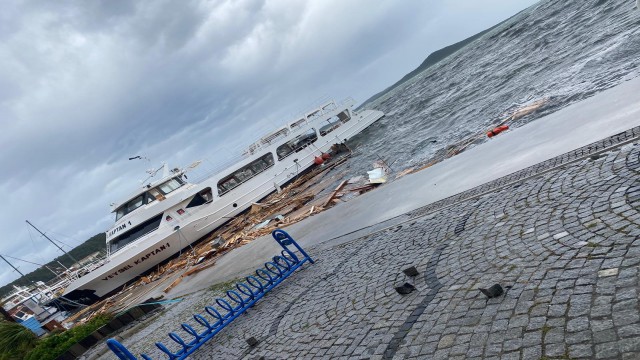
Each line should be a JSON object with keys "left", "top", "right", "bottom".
{"left": 59, "top": 98, "right": 384, "bottom": 305}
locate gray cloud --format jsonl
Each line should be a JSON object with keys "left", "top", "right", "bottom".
{"left": 0, "top": 0, "right": 538, "bottom": 285}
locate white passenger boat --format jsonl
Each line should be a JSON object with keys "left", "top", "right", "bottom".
{"left": 56, "top": 98, "right": 384, "bottom": 305}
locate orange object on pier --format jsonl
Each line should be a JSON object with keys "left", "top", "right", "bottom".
{"left": 487, "top": 124, "right": 509, "bottom": 138}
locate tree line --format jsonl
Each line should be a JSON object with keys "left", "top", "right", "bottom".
{"left": 0, "top": 233, "right": 106, "bottom": 298}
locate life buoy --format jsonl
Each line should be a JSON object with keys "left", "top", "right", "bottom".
{"left": 487, "top": 124, "right": 509, "bottom": 138}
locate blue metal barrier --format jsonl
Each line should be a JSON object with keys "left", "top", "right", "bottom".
{"left": 106, "top": 229, "right": 313, "bottom": 360}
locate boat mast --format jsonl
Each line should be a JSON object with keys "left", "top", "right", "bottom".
{"left": 25, "top": 220, "right": 78, "bottom": 265}
{"left": 0, "top": 253, "right": 59, "bottom": 277}
{"left": 0, "top": 254, "right": 25, "bottom": 277}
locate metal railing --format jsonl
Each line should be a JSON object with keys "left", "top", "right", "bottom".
{"left": 106, "top": 229, "right": 314, "bottom": 360}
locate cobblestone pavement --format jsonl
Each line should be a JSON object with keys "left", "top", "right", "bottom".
{"left": 113, "top": 129, "right": 640, "bottom": 360}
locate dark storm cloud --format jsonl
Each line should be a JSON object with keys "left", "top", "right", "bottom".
{"left": 0, "top": 0, "right": 538, "bottom": 285}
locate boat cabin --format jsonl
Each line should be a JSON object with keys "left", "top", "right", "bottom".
{"left": 276, "top": 128, "right": 318, "bottom": 160}
{"left": 114, "top": 176, "right": 185, "bottom": 221}
{"left": 217, "top": 153, "right": 275, "bottom": 196}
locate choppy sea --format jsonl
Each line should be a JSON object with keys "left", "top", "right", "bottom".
{"left": 343, "top": 0, "right": 640, "bottom": 180}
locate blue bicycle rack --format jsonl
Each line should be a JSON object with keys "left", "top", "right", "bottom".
{"left": 107, "top": 229, "right": 314, "bottom": 360}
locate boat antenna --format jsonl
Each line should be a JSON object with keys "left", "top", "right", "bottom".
{"left": 25, "top": 220, "right": 78, "bottom": 264}
{"left": 129, "top": 156, "right": 170, "bottom": 184}
{"left": 161, "top": 162, "right": 170, "bottom": 178}
{"left": 128, "top": 155, "right": 150, "bottom": 162}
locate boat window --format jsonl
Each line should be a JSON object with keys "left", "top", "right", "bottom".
{"left": 319, "top": 116, "right": 341, "bottom": 136}
{"left": 130, "top": 195, "right": 144, "bottom": 209}
{"left": 115, "top": 194, "right": 146, "bottom": 221}
{"left": 290, "top": 118, "right": 306, "bottom": 129}
{"left": 186, "top": 188, "right": 212, "bottom": 208}
{"left": 114, "top": 187, "right": 169, "bottom": 221}
{"left": 322, "top": 102, "right": 337, "bottom": 111}
{"left": 276, "top": 128, "right": 318, "bottom": 160}
{"left": 217, "top": 153, "right": 275, "bottom": 196}
{"left": 158, "top": 178, "right": 183, "bottom": 195}
{"left": 109, "top": 214, "right": 163, "bottom": 254}
{"left": 338, "top": 110, "right": 351, "bottom": 123}
{"left": 307, "top": 110, "right": 321, "bottom": 120}
{"left": 149, "top": 188, "right": 165, "bottom": 201}
{"left": 115, "top": 207, "right": 126, "bottom": 221}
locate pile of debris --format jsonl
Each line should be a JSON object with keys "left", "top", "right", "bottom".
{"left": 67, "top": 154, "right": 388, "bottom": 325}
{"left": 149, "top": 155, "right": 386, "bottom": 290}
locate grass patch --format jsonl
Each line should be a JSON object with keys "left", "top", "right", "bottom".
{"left": 586, "top": 241, "right": 599, "bottom": 248}
{"left": 541, "top": 324, "right": 552, "bottom": 337}
{"left": 23, "top": 314, "right": 112, "bottom": 360}
{"left": 208, "top": 277, "right": 244, "bottom": 294}
{"left": 539, "top": 352, "right": 574, "bottom": 360}
{"left": 0, "top": 320, "right": 39, "bottom": 360}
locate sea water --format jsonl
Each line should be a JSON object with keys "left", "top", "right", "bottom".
{"left": 344, "top": 0, "right": 639, "bottom": 180}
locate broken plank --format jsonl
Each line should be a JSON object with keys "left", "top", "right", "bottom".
{"left": 184, "top": 261, "right": 218, "bottom": 277}
{"left": 323, "top": 180, "right": 348, "bottom": 207}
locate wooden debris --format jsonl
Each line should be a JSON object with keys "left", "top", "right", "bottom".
{"left": 395, "top": 167, "right": 415, "bottom": 179}
{"left": 67, "top": 154, "right": 389, "bottom": 323}
{"left": 507, "top": 99, "right": 548, "bottom": 122}
{"left": 184, "top": 261, "right": 217, "bottom": 277}
{"left": 323, "top": 180, "right": 348, "bottom": 207}
{"left": 163, "top": 276, "right": 183, "bottom": 293}
{"left": 346, "top": 184, "right": 378, "bottom": 193}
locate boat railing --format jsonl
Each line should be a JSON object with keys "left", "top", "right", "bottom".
{"left": 340, "top": 97, "right": 356, "bottom": 108}
{"left": 187, "top": 154, "right": 249, "bottom": 185}
{"left": 243, "top": 98, "right": 342, "bottom": 156}
{"left": 188, "top": 98, "right": 356, "bottom": 186}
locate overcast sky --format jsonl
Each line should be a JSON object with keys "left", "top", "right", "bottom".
{"left": 0, "top": 0, "right": 538, "bottom": 287}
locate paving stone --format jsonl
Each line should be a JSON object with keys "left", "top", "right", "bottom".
{"left": 595, "top": 342, "right": 620, "bottom": 359}
{"left": 593, "top": 329, "right": 618, "bottom": 344}
{"left": 622, "top": 352, "right": 640, "bottom": 360}
{"left": 89, "top": 132, "right": 640, "bottom": 360}
{"left": 553, "top": 231, "right": 569, "bottom": 240}
{"left": 618, "top": 337, "right": 640, "bottom": 353}
{"left": 598, "top": 268, "right": 619, "bottom": 277}
{"left": 522, "top": 345, "right": 541, "bottom": 360}
{"left": 619, "top": 324, "right": 640, "bottom": 338}
{"left": 544, "top": 343, "right": 566, "bottom": 357}
{"left": 614, "top": 310, "right": 640, "bottom": 327}
{"left": 437, "top": 334, "right": 455, "bottom": 349}
{"left": 566, "top": 316, "right": 590, "bottom": 333}
{"left": 569, "top": 343, "right": 593, "bottom": 358}
{"left": 592, "top": 319, "right": 614, "bottom": 332}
